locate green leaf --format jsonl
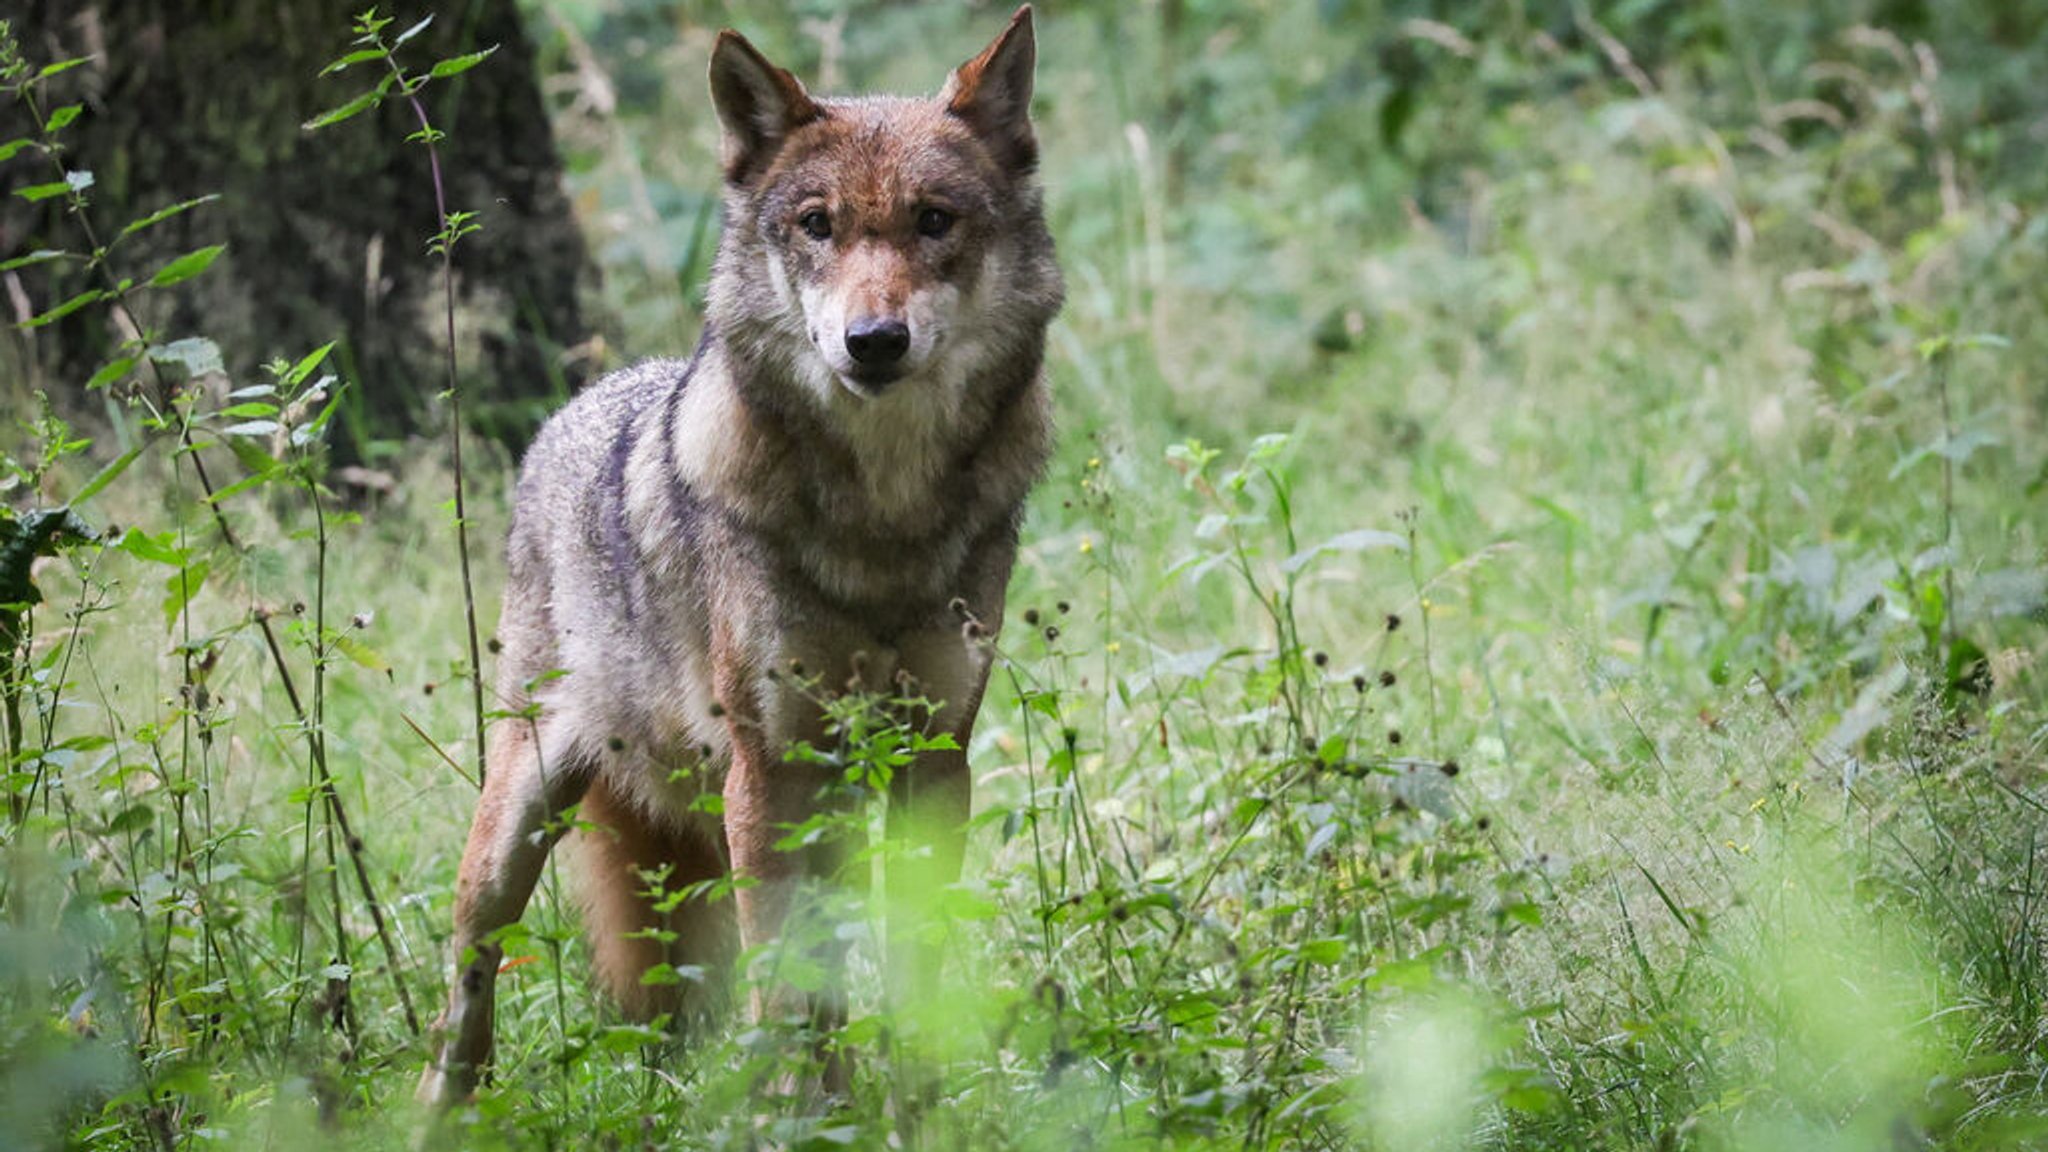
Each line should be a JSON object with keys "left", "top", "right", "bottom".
{"left": 148, "top": 244, "right": 226, "bottom": 288}
{"left": 37, "top": 57, "right": 91, "bottom": 80}
{"left": 429, "top": 47, "right": 496, "bottom": 80}
{"left": 21, "top": 288, "right": 103, "bottom": 329}
{"left": 303, "top": 90, "right": 382, "bottom": 131}
{"left": 119, "top": 195, "right": 220, "bottom": 239}
{"left": 335, "top": 634, "right": 391, "bottom": 675}
{"left": 43, "top": 104, "right": 83, "bottom": 133}
{"left": 117, "top": 528, "right": 187, "bottom": 567}
{"left": 0, "top": 138, "right": 36, "bottom": 162}
{"left": 282, "top": 341, "right": 336, "bottom": 390}
{"left": 319, "top": 48, "right": 387, "bottom": 76}
{"left": 0, "top": 249, "right": 70, "bottom": 273}
{"left": 72, "top": 446, "right": 143, "bottom": 505}
{"left": 393, "top": 16, "right": 435, "bottom": 47}
{"left": 162, "top": 559, "right": 210, "bottom": 630}
{"left": 1282, "top": 527, "right": 1409, "bottom": 574}
{"left": 15, "top": 181, "right": 74, "bottom": 203}
{"left": 150, "top": 337, "right": 226, "bottom": 380}
{"left": 1296, "top": 938, "right": 1346, "bottom": 965}
{"left": 215, "top": 402, "right": 279, "bottom": 420}
{"left": 85, "top": 355, "right": 138, "bottom": 390}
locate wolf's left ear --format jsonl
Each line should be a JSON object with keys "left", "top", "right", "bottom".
{"left": 942, "top": 5, "right": 1039, "bottom": 173}
{"left": 709, "top": 30, "right": 823, "bottom": 185}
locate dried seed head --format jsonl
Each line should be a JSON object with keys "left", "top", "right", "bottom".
{"left": 607, "top": 736, "right": 626, "bottom": 752}
{"left": 1043, "top": 625, "right": 1061, "bottom": 642}
{"left": 707, "top": 701, "right": 726, "bottom": 719}
{"left": 1387, "top": 729, "right": 1403, "bottom": 746}
{"left": 1385, "top": 612, "right": 1401, "bottom": 632}
{"left": 1352, "top": 674, "right": 1368, "bottom": 692}
{"left": 351, "top": 612, "right": 374, "bottom": 630}
{"left": 1023, "top": 608, "right": 1041, "bottom": 626}
{"left": 423, "top": 682, "right": 436, "bottom": 696}
{"left": 1476, "top": 816, "right": 1491, "bottom": 831}
{"left": 486, "top": 635, "right": 502, "bottom": 654}
{"left": 963, "top": 619, "right": 988, "bottom": 641}
{"left": 1379, "top": 670, "right": 1397, "bottom": 688}
{"left": 949, "top": 597, "right": 970, "bottom": 618}
{"left": 1311, "top": 650, "right": 1329, "bottom": 667}
{"left": 1440, "top": 759, "right": 1460, "bottom": 777}
{"left": 788, "top": 658, "right": 806, "bottom": 677}
{"left": 1056, "top": 600, "right": 1072, "bottom": 615}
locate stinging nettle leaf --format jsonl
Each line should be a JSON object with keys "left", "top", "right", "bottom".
{"left": 283, "top": 341, "right": 337, "bottom": 389}
{"left": 150, "top": 337, "right": 226, "bottom": 379}
{"left": 85, "top": 355, "right": 138, "bottom": 390}
{"left": 428, "top": 47, "right": 496, "bottom": 80}
{"left": 22, "top": 287, "right": 103, "bottom": 328}
{"left": 148, "top": 244, "right": 226, "bottom": 288}
{"left": 320, "top": 48, "right": 386, "bottom": 76}
{"left": 15, "top": 181, "right": 74, "bottom": 203}
{"left": 119, "top": 194, "right": 220, "bottom": 239}
{"left": 0, "top": 249, "right": 70, "bottom": 273}
{"left": 37, "top": 57, "right": 91, "bottom": 80}
{"left": 303, "top": 90, "right": 382, "bottom": 131}
{"left": 393, "top": 15, "right": 435, "bottom": 47}
{"left": 73, "top": 446, "right": 144, "bottom": 505}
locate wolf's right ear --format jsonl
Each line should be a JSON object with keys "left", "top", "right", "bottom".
{"left": 942, "top": 6, "right": 1039, "bottom": 174}
{"left": 709, "top": 31, "right": 822, "bottom": 185}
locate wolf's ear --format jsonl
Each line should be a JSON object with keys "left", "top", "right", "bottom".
{"left": 709, "top": 31, "right": 822, "bottom": 185}
{"left": 942, "top": 5, "right": 1038, "bottom": 173}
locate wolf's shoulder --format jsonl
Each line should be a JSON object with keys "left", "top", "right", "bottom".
{"left": 517, "top": 357, "right": 693, "bottom": 478}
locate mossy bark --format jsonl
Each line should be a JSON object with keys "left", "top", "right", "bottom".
{"left": 3, "top": 0, "right": 598, "bottom": 461}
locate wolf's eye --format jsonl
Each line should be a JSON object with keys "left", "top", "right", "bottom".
{"left": 916, "top": 207, "right": 956, "bottom": 239}
{"left": 798, "top": 210, "right": 832, "bottom": 241}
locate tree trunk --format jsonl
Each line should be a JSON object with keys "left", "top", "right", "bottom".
{"left": 3, "top": 0, "right": 599, "bottom": 462}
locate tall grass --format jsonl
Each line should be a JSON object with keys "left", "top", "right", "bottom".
{"left": 3, "top": 2, "right": 2046, "bottom": 1149}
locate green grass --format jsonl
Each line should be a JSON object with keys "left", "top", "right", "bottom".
{"left": 4, "top": 2, "right": 2047, "bottom": 1149}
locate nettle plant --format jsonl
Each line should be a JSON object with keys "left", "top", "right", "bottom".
{"left": 0, "top": 11, "right": 494, "bottom": 1143}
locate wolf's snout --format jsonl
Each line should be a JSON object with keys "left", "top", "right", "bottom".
{"left": 845, "top": 318, "right": 911, "bottom": 370}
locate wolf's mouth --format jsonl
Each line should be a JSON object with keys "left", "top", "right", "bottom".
{"left": 839, "top": 365, "right": 905, "bottom": 396}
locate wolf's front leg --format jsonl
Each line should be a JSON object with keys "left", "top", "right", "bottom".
{"left": 886, "top": 626, "right": 992, "bottom": 1006}
{"left": 419, "top": 720, "right": 593, "bottom": 1108}
{"left": 715, "top": 633, "right": 879, "bottom": 1096}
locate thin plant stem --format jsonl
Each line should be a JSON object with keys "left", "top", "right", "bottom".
{"left": 17, "top": 79, "right": 421, "bottom": 1040}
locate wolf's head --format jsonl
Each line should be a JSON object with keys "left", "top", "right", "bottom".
{"left": 704, "top": 6, "right": 1062, "bottom": 419}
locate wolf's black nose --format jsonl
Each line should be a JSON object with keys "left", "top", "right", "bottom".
{"left": 845, "top": 318, "right": 910, "bottom": 367}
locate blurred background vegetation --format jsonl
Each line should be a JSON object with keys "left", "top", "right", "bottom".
{"left": 2, "top": 1, "right": 2045, "bottom": 1149}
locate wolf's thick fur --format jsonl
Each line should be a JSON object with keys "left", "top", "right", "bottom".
{"left": 419, "top": 7, "right": 1061, "bottom": 1105}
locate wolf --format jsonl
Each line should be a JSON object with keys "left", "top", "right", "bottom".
{"left": 417, "top": 6, "right": 1061, "bottom": 1106}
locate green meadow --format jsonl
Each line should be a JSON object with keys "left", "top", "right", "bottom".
{"left": 3, "top": 2, "right": 2045, "bottom": 1148}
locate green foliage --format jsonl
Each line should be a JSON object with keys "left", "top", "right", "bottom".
{"left": 3, "top": 2, "right": 2048, "bottom": 1150}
